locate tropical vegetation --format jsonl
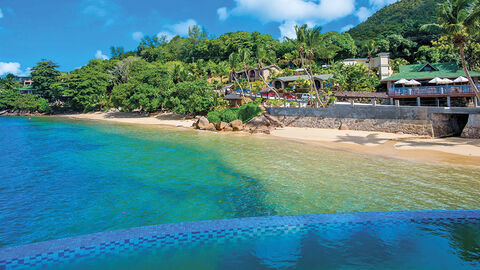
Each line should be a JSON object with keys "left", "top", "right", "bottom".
{"left": 0, "top": 0, "right": 479, "bottom": 116}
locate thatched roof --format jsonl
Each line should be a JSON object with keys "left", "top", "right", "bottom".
{"left": 223, "top": 93, "right": 242, "bottom": 100}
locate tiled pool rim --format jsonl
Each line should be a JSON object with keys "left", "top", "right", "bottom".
{"left": 1, "top": 210, "right": 480, "bottom": 264}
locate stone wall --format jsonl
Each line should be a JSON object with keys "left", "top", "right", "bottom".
{"left": 267, "top": 105, "right": 480, "bottom": 137}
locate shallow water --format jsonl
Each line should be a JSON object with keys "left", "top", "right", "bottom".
{"left": 0, "top": 116, "right": 479, "bottom": 248}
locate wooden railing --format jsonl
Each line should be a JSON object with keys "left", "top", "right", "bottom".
{"left": 389, "top": 84, "right": 479, "bottom": 96}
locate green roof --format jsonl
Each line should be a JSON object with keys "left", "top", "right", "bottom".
{"left": 273, "top": 74, "right": 333, "bottom": 82}
{"left": 382, "top": 62, "right": 480, "bottom": 82}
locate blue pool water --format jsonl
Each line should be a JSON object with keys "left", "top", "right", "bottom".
{"left": 1, "top": 116, "right": 480, "bottom": 268}
{"left": 1, "top": 211, "right": 479, "bottom": 269}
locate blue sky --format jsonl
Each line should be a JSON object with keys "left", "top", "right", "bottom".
{"left": 0, "top": 0, "right": 398, "bottom": 75}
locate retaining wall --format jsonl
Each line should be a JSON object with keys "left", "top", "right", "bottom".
{"left": 267, "top": 105, "right": 480, "bottom": 137}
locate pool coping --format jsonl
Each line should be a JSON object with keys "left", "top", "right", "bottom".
{"left": 1, "top": 209, "right": 480, "bottom": 261}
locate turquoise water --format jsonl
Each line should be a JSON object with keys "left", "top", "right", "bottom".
{"left": 1, "top": 116, "right": 480, "bottom": 248}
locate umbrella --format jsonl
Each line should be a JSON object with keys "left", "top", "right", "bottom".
{"left": 429, "top": 77, "right": 444, "bottom": 84}
{"left": 395, "top": 79, "right": 409, "bottom": 85}
{"left": 405, "top": 79, "right": 421, "bottom": 86}
{"left": 442, "top": 78, "right": 453, "bottom": 84}
{"left": 454, "top": 76, "right": 469, "bottom": 83}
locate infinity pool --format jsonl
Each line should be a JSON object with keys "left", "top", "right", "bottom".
{"left": 1, "top": 211, "right": 479, "bottom": 269}
{"left": 0, "top": 116, "right": 479, "bottom": 253}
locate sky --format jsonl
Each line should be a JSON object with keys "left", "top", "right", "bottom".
{"left": 0, "top": 0, "right": 399, "bottom": 76}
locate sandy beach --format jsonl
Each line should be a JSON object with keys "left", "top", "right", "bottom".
{"left": 60, "top": 112, "right": 480, "bottom": 166}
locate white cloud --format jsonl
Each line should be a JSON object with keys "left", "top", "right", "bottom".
{"left": 95, "top": 50, "right": 109, "bottom": 60}
{"left": 156, "top": 19, "right": 199, "bottom": 41}
{"left": 81, "top": 0, "right": 118, "bottom": 26}
{"left": 217, "top": 7, "right": 229, "bottom": 21}
{"left": 170, "top": 19, "right": 198, "bottom": 36}
{"left": 340, "top": 24, "right": 354, "bottom": 32}
{"left": 0, "top": 62, "right": 31, "bottom": 76}
{"left": 279, "top": 20, "right": 315, "bottom": 40}
{"left": 355, "top": 7, "right": 372, "bottom": 22}
{"left": 132, "top": 31, "right": 144, "bottom": 42}
{"left": 0, "top": 8, "right": 3, "bottom": 19}
{"left": 230, "top": 0, "right": 355, "bottom": 23}
{"left": 156, "top": 31, "right": 175, "bottom": 41}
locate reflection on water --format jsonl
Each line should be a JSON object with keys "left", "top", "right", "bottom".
{"left": 50, "top": 218, "right": 480, "bottom": 270}
{"left": 0, "top": 116, "right": 480, "bottom": 249}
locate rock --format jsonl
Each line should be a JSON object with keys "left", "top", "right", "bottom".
{"left": 196, "top": 116, "right": 210, "bottom": 130}
{"left": 0, "top": 110, "right": 6, "bottom": 115}
{"left": 230, "top": 120, "right": 244, "bottom": 131}
{"left": 224, "top": 125, "right": 234, "bottom": 132}
{"left": 215, "top": 122, "right": 228, "bottom": 131}
{"left": 339, "top": 123, "right": 348, "bottom": 130}
{"left": 205, "top": 123, "right": 216, "bottom": 131}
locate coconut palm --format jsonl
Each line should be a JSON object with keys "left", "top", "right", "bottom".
{"left": 293, "top": 25, "right": 325, "bottom": 107}
{"left": 228, "top": 53, "right": 246, "bottom": 101}
{"left": 238, "top": 48, "right": 253, "bottom": 92}
{"left": 256, "top": 46, "right": 281, "bottom": 100}
{"left": 421, "top": 0, "right": 480, "bottom": 100}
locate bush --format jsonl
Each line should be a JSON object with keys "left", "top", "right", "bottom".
{"left": 207, "top": 111, "right": 221, "bottom": 123}
{"left": 220, "top": 108, "right": 239, "bottom": 123}
{"left": 37, "top": 98, "right": 51, "bottom": 113}
{"left": 238, "top": 103, "right": 263, "bottom": 123}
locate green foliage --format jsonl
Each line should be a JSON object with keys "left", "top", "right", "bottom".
{"left": 207, "top": 111, "right": 221, "bottom": 123}
{"left": 0, "top": 88, "right": 21, "bottom": 109}
{"left": 328, "top": 62, "right": 379, "bottom": 92}
{"left": 0, "top": 74, "right": 22, "bottom": 90}
{"left": 58, "top": 59, "right": 111, "bottom": 112}
{"left": 37, "top": 98, "right": 51, "bottom": 113}
{"left": 31, "top": 60, "right": 61, "bottom": 101}
{"left": 219, "top": 108, "right": 239, "bottom": 123}
{"left": 237, "top": 102, "right": 263, "bottom": 123}
{"left": 348, "top": 0, "right": 443, "bottom": 41}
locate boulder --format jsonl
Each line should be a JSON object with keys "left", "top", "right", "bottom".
{"left": 246, "top": 115, "right": 275, "bottom": 134}
{"left": 230, "top": 120, "right": 244, "bottom": 131}
{"left": 205, "top": 123, "right": 216, "bottom": 131}
{"left": 224, "top": 125, "right": 234, "bottom": 132}
{"left": 196, "top": 116, "right": 210, "bottom": 130}
{"left": 339, "top": 123, "right": 348, "bottom": 130}
{"left": 215, "top": 122, "right": 228, "bottom": 131}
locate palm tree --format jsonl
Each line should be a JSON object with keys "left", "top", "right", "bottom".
{"left": 256, "top": 46, "right": 281, "bottom": 100}
{"left": 238, "top": 48, "right": 253, "bottom": 93}
{"left": 228, "top": 53, "right": 246, "bottom": 102}
{"left": 421, "top": 0, "right": 480, "bottom": 100}
{"left": 293, "top": 25, "right": 325, "bottom": 107}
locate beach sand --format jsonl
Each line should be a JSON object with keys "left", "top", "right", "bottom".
{"left": 60, "top": 112, "right": 480, "bottom": 166}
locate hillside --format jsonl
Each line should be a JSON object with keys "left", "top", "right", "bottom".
{"left": 347, "top": 0, "right": 443, "bottom": 40}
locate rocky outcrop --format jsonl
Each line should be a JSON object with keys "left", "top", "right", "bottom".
{"left": 215, "top": 122, "right": 228, "bottom": 131}
{"left": 230, "top": 120, "right": 244, "bottom": 131}
{"left": 461, "top": 114, "right": 480, "bottom": 139}
{"left": 245, "top": 115, "right": 274, "bottom": 134}
{"left": 195, "top": 117, "right": 211, "bottom": 130}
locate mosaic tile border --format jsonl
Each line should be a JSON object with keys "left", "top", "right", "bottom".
{"left": 1, "top": 210, "right": 480, "bottom": 269}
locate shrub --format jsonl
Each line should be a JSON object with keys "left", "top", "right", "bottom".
{"left": 238, "top": 103, "right": 263, "bottom": 123}
{"left": 37, "top": 98, "right": 51, "bottom": 113}
{"left": 207, "top": 111, "right": 221, "bottom": 123}
{"left": 220, "top": 108, "right": 239, "bottom": 123}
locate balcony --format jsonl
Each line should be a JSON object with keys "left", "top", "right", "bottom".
{"left": 389, "top": 84, "right": 479, "bottom": 98}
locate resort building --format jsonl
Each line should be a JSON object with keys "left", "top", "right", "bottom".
{"left": 381, "top": 62, "right": 480, "bottom": 107}
{"left": 13, "top": 76, "right": 34, "bottom": 87}
{"left": 229, "top": 65, "right": 280, "bottom": 83}
{"left": 270, "top": 74, "right": 333, "bottom": 90}
{"left": 342, "top": 53, "right": 393, "bottom": 79}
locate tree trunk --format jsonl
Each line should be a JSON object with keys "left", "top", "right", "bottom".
{"left": 232, "top": 72, "right": 246, "bottom": 102}
{"left": 300, "top": 53, "right": 314, "bottom": 106}
{"left": 459, "top": 44, "right": 480, "bottom": 101}
{"left": 308, "top": 57, "right": 325, "bottom": 108}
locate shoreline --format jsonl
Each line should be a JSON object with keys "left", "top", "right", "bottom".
{"left": 53, "top": 112, "right": 480, "bottom": 166}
